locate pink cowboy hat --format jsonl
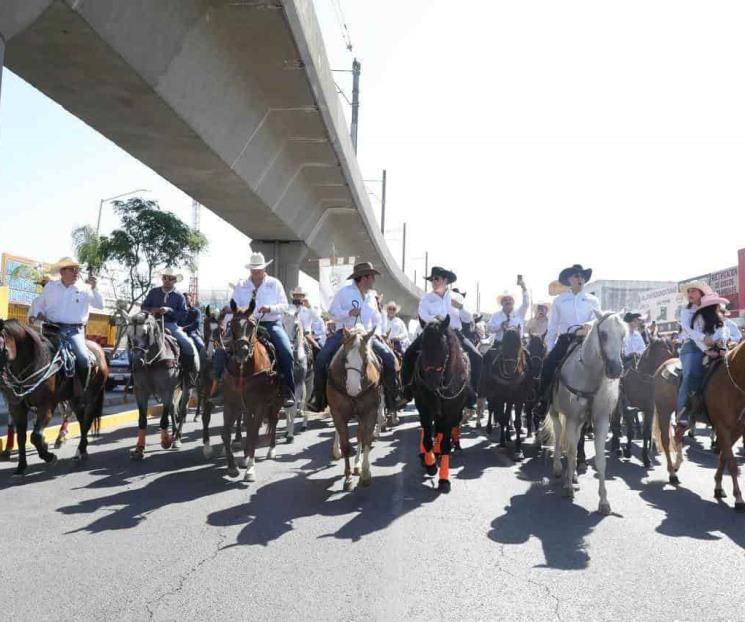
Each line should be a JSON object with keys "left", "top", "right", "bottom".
{"left": 699, "top": 292, "right": 730, "bottom": 310}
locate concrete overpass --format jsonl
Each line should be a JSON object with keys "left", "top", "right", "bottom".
{"left": 0, "top": 0, "right": 421, "bottom": 313}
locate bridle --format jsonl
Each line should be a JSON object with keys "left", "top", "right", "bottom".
{"left": 415, "top": 331, "right": 469, "bottom": 400}
{"left": 129, "top": 314, "right": 169, "bottom": 367}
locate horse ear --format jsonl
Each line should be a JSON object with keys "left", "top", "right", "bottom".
{"left": 593, "top": 309, "right": 603, "bottom": 321}
{"left": 343, "top": 328, "right": 351, "bottom": 339}
{"left": 419, "top": 316, "right": 426, "bottom": 329}
{"left": 247, "top": 297, "right": 256, "bottom": 317}
{"left": 441, "top": 314, "right": 451, "bottom": 329}
{"left": 230, "top": 299, "right": 237, "bottom": 313}
{"left": 205, "top": 305, "right": 211, "bottom": 318}
{"left": 366, "top": 328, "right": 376, "bottom": 341}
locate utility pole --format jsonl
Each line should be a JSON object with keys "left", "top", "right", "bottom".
{"left": 476, "top": 281, "right": 481, "bottom": 313}
{"left": 350, "top": 58, "right": 361, "bottom": 153}
{"left": 424, "top": 251, "right": 429, "bottom": 292}
{"left": 401, "top": 222, "right": 407, "bottom": 273}
{"left": 190, "top": 199, "right": 201, "bottom": 303}
{"left": 380, "top": 169, "right": 387, "bottom": 234}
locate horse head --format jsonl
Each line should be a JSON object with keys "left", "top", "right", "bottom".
{"left": 637, "top": 336, "right": 674, "bottom": 376}
{"left": 592, "top": 310, "right": 625, "bottom": 379}
{"left": 203, "top": 306, "right": 223, "bottom": 358}
{"left": 228, "top": 303, "right": 257, "bottom": 366}
{"left": 527, "top": 332, "right": 547, "bottom": 377}
{"left": 340, "top": 326, "right": 376, "bottom": 396}
{"left": 418, "top": 315, "right": 453, "bottom": 391}
{"left": 127, "top": 311, "right": 161, "bottom": 367}
{"left": 499, "top": 328, "right": 523, "bottom": 376}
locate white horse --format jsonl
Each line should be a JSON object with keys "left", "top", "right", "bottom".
{"left": 282, "top": 310, "right": 309, "bottom": 441}
{"left": 541, "top": 311, "right": 626, "bottom": 515}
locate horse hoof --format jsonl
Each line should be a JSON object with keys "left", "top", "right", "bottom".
{"left": 202, "top": 444, "right": 213, "bottom": 459}
{"left": 160, "top": 434, "right": 172, "bottom": 450}
{"left": 130, "top": 446, "right": 145, "bottom": 461}
{"left": 12, "top": 466, "right": 26, "bottom": 477}
{"left": 343, "top": 478, "right": 354, "bottom": 491}
{"left": 669, "top": 474, "right": 680, "bottom": 486}
{"left": 353, "top": 466, "right": 361, "bottom": 476}
{"left": 712, "top": 444, "right": 721, "bottom": 455}
{"left": 267, "top": 447, "right": 277, "bottom": 460}
{"left": 623, "top": 448, "right": 632, "bottom": 459}
{"left": 227, "top": 466, "right": 240, "bottom": 478}
{"left": 735, "top": 502, "right": 745, "bottom": 513}
{"left": 238, "top": 457, "right": 247, "bottom": 469}
{"left": 425, "top": 463, "right": 438, "bottom": 477}
{"left": 513, "top": 451, "right": 524, "bottom": 462}
{"left": 438, "top": 479, "right": 451, "bottom": 493}
{"left": 598, "top": 502, "right": 612, "bottom": 516}
{"left": 45, "top": 453, "right": 58, "bottom": 466}
{"left": 561, "top": 487, "right": 575, "bottom": 499}
{"left": 553, "top": 469, "right": 562, "bottom": 479}
{"left": 301, "top": 422, "right": 308, "bottom": 431}
{"left": 54, "top": 439, "right": 63, "bottom": 450}
{"left": 231, "top": 441, "right": 242, "bottom": 451}
{"left": 577, "top": 461, "right": 587, "bottom": 473}
{"left": 172, "top": 438, "right": 181, "bottom": 449}
{"left": 643, "top": 458, "right": 651, "bottom": 469}
{"left": 499, "top": 442, "right": 507, "bottom": 449}
{"left": 73, "top": 449, "right": 87, "bottom": 462}
{"left": 244, "top": 469, "right": 256, "bottom": 482}
{"left": 714, "top": 488, "right": 727, "bottom": 499}
{"left": 360, "top": 475, "right": 372, "bottom": 487}
{"left": 0, "top": 450, "right": 11, "bottom": 462}
{"left": 286, "top": 435, "right": 294, "bottom": 444}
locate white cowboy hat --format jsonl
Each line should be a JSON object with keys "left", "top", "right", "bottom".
{"left": 548, "top": 280, "right": 568, "bottom": 296}
{"left": 245, "top": 252, "right": 273, "bottom": 271}
{"left": 291, "top": 286, "right": 306, "bottom": 297}
{"left": 679, "top": 280, "right": 713, "bottom": 295}
{"left": 496, "top": 290, "right": 516, "bottom": 304}
{"left": 50, "top": 257, "right": 81, "bottom": 274}
{"left": 533, "top": 301, "right": 551, "bottom": 312}
{"left": 385, "top": 300, "right": 401, "bottom": 312}
{"left": 160, "top": 267, "right": 183, "bottom": 282}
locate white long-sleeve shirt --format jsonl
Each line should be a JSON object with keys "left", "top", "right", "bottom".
{"left": 329, "top": 283, "right": 381, "bottom": 331}
{"left": 35, "top": 279, "right": 104, "bottom": 325}
{"left": 547, "top": 290, "right": 601, "bottom": 351}
{"left": 418, "top": 289, "right": 469, "bottom": 330}
{"left": 623, "top": 331, "right": 646, "bottom": 357}
{"left": 679, "top": 305, "right": 706, "bottom": 351}
{"left": 382, "top": 315, "right": 410, "bottom": 348}
{"left": 488, "top": 289, "right": 530, "bottom": 341}
{"left": 231, "top": 276, "right": 288, "bottom": 322}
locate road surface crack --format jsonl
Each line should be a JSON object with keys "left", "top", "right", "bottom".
{"left": 145, "top": 530, "right": 227, "bottom": 620}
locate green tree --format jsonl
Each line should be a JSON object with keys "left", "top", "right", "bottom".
{"left": 98, "top": 198, "right": 208, "bottom": 311}
{"left": 71, "top": 225, "right": 106, "bottom": 277}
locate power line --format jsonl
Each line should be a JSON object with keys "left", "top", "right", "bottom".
{"left": 331, "top": 0, "right": 354, "bottom": 52}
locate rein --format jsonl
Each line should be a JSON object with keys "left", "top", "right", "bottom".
{"left": 415, "top": 336, "right": 469, "bottom": 400}
{"left": 560, "top": 314, "right": 614, "bottom": 400}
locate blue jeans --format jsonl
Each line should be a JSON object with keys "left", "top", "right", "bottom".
{"left": 260, "top": 320, "right": 295, "bottom": 393}
{"left": 164, "top": 321, "right": 197, "bottom": 370}
{"left": 677, "top": 340, "right": 705, "bottom": 414}
{"left": 59, "top": 324, "right": 89, "bottom": 378}
{"left": 189, "top": 332, "right": 205, "bottom": 352}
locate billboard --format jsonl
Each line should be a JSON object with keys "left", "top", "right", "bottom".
{"left": 679, "top": 266, "right": 738, "bottom": 308}
{"left": 639, "top": 285, "right": 683, "bottom": 331}
{"left": 318, "top": 256, "right": 355, "bottom": 312}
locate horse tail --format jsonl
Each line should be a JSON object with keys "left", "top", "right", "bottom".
{"left": 92, "top": 388, "right": 105, "bottom": 437}
{"left": 539, "top": 413, "right": 554, "bottom": 447}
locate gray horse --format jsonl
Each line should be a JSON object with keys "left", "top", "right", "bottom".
{"left": 282, "top": 310, "right": 310, "bottom": 441}
{"left": 541, "top": 311, "right": 626, "bottom": 515}
{"left": 127, "top": 312, "right": 191, "bottom": 459}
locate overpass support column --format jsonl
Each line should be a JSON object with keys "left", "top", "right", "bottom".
{"left": 251, "top": 241, "right": 309, "bottom": 294}
{"left": 0, "top": 34, "right": 5, "bottom": 106}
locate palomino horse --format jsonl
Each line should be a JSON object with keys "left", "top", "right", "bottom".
{"left": 0, "top": 319, "right": 108, "bottom": 474}
{"left": 217, "top": 299, "right": 281, "bottom": 482}
{"left": 412, "top": 315, "right": 470, "bottom": 493}
{"left": 481, "top": 329, "right": 533, "bottom": 461}
{"left": 282, "top": 309, "right": 309, "bottom": 441}
{"left": 126, "top": 312, "right": 190, "bottom": 459}
{"left": 523, "top": 333, "right": 547, "bottom": 438}
{"left": 541, "top": 312, "right": 626, "bottom": 514}
{"left": 611, "top": 338, "right": 674, "bottom": 467}
{"left": 327, "top": 326, "right": 381, "bottom": 490}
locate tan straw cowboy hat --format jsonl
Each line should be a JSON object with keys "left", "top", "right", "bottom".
{"left": 245, "top": 252, "right": 273, "bottom": 271}
{"left": 160, "top": 267, "right": 183, "bottom": 282}
{"left": 50, "top": 257, "right": 81, "bottom": 274}
{"left": 679, "top": 280, "right": 713, "bottom": 295}
{"left": 548, "top": 280, "right": 568, "bottom": 296}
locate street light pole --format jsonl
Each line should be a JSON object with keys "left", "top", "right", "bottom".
{"left": 96, "top": 189, "right": 148, "bottom": 235}
{"left": 401, "top": 222, "right": 407, "bottom": 273}
{"left": 350, "top": 58, "right": 361, "bottom": 153}
{"left": 380, "top": 169, "right": 387, "bottom": 234}
{"left": 424, "top": 251, "right": 429, "bottom": 292}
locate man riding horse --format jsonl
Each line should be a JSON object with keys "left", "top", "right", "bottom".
{"left": 381, "top": 300, "right": 410, "bottom": 354}
{"left": 622, "top": 311, "right": 646, "bottom": 367}
{"left": 289, "top": 286, "right": 323, "bottom": 355}
{"left": 525, "top": 301, "right": 550, "bottom": 338}
{"left": 307, "top": 261, "right": 400, "bottom": 413}
{"left": 31, "top": 257, "right": 104, "bottom": 390}
{"left": 141, "top": 268, "right": 200, "bottom": 376}
{"left": 487, "top": 276, "right": 530, "bottom": 352}
{"left": 401, "top": 266, "right": 482, "bottom": 409}
{"left": 231, "top": 252, "right": 296, "bottom": 408}
{"left": 535, "top": 263, "right": 601, "bottom": 416}
{"left": 180, "top": 292, "right": 204, "bottom": 353}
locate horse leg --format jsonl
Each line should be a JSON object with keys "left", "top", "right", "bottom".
{"left": 201, "top": 399, "right": 214, "bottom": 459}
{"left": 486, "top": 401, "right": 493, "bottom": 435}
{"left": 233, "top": 412, "right": 243, "bottom": 451}
{"left": 498, "top": 402, "right": 507, "bottom": 448}
{"left": 452, "top": 423, "right": 461, "bottom": 452}
{"left": 173, "top": 382, "right": 190, "bottom": 448}
{"left": 54, "top": 407, "right": 72, "bottom": 449}
{"left": 594, "top": 411, "right": 611, "bottom": 515}
{"left": 726, "top": 438, "right": 745, "bottom": 511}
{"left": 358, "top": 408, "right": 376, "bottom": 487}
{"left": 421, "top": 415, "right": 437, "bottom": 477}
{"left": 76, "top": 388, "right": 103, "bottom": 462}
{"left": 337, "top": 419, "right": 354, "bottom": 491}
{"left": 562, "top": 420, "right": 580, "bottom": 498}
{"left": 160, "top": 393, "right": 173, "bottom": 450}
{"left": 513, "top": 403, "right": 524, "bottom": 461}
{"left": 658, "top": 409, "right": 679, "bottom": 485}
{"left": 641, "top": 405, "right": 654, "bottom": 468}
{"left": 243, "top": 410, "right": 260, "bottom": 482}
{"left": 623, "top": 408, "right": 634, "bottom": 459}
{"left": 610, "top": 402, "right": 622, "bottom": 457}
{"left": 130, "top": 389, "right": 148, "bottom": 460}
{"left": 714, "top": 443, "right": 727, "bottom": 500}
{"left": 267, "top": 409, "right": 278, "bottom": 460}
{"left": 30, "top": 405, "right": 56, "bottom": 466}
{"left": 0, "top": 423, "right": 15, "bottom": 460}
{"left": 222, "top": 406, "right": 239, "bottom": 478}
{"left": 513, "top": 403, "right": 522, "bottom": 436}
{"left": 475, "top": 397, "right": 485, "bottom": 429}
{"left": 13, "top": 408, "right": 28, "bottom": 476}
{"left": 550, "top": 408, "right": 563, "bottom": 479}
{"left": 576, "top": 421, "right": 588, "bottom": 470}
{"left": 437, "top": 424, "right": 452, "bottom": 493}
{"left": 285, "top": 393, "right": 296, "bottom": 442}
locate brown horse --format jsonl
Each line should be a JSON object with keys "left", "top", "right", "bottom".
{"left": 0, "top": 319, "right": 108, "bottom": 475}
{"left": 612, "top": 338, "right": 675, "bottom": 467}
{"left": 328, "top": 326, "right": 381, "bottom": 491}
{"left": 219, "top": 299, "right": 281, "bottom": 482}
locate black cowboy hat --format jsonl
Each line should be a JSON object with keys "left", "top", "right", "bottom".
{"left": 558, "top": 264, "right": 592, "bottom": 286}
{"left": 425, "top": 266, "right": 457, "bottom": 284}
{"left": 452, "top": 287, "right": 467, "bottom": 297}
{"left": 623, "top": 311, "right": 643, "bottom": 323}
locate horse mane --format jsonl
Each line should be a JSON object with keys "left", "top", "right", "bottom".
{"left": 3, "top": 320, "right": 52, "bottom": 366}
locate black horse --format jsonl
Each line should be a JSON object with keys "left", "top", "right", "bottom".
{"left": 412, "top": 315, "right": 470, "bottom": 493}
{"left": 480, "top": 329, "right": 533, "bottom": 461}
{"left": 524, "top": 333, "right": 547, "bottom": 438}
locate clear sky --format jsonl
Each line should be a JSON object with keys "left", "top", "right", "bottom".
{"left": 2, "top": 0, "right": 745, "bottom": 312}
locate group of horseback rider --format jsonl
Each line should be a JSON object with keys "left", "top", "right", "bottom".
{"left": 27, "top": 254, "right": 743, "bottom": 436}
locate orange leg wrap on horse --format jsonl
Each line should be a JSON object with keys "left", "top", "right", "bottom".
{"left": 439, "top": 455, "right": 450, "bottom": 480}
{"left": 419, "top": 429, "right": 425, "bottom": 455}
{"left": 424, "top": 451, "right": 436, "bottom": 467}
{"left": 452, "top": 426, "right": 461, "bottom": 443}
{"left": 434, "top": 432, "right": 443, "bottom": 455}
{"left": 136, "top": 429, "right": 146, "bottom": 447}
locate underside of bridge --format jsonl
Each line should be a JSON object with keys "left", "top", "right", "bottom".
{"left": 0, "top": 0, "right": 420, "bottom": 313}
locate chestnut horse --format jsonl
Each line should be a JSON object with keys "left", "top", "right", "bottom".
{"left": 218, "top": 299, "right": 281, "bottom": 482}
{"left": 328, "top": 326, "right": 381, "bottom": 490}
{"left": 0, "top": 319, "right": 108, "bottom": 474}
{"left": 412, "top": 315, "right": 470, "bottom": 493}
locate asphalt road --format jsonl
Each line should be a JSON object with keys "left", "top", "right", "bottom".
{"left": 1, "top": 407, "right": 744, "bottom": 621}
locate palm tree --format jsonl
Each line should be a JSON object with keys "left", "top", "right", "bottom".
{"left": 71, "top": 225, "right": 107, "bottom": 277}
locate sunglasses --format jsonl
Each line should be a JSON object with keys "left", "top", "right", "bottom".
{"left": 163, "top": 276, "right": 177, "bottom": 281}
